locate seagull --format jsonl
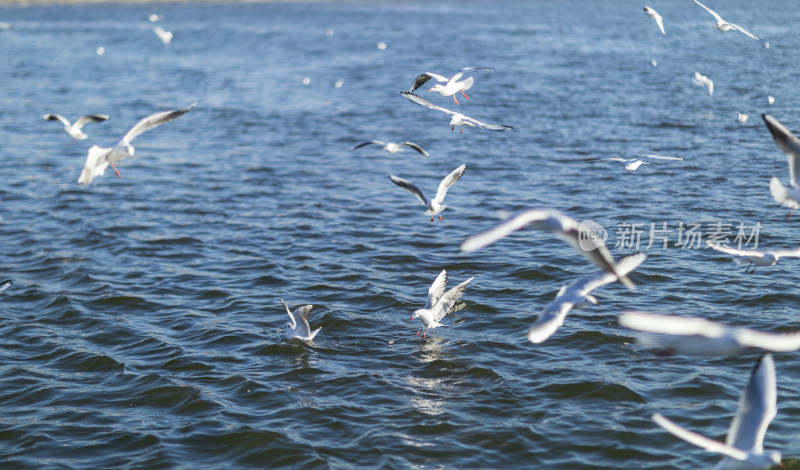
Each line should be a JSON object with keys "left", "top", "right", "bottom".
{"left": 694, "top": 0, "right": 760, "bottom": 40}
{"left": 694, "top": 72, "right": 714, "bottom": 96}
{"left": 706, "top": 241, "right": 800, "bottom": 274}
{"left": 43, "top": 113, "right": 109, "bottom": 141}
{"left": 153, "top": 26, "right": 173, "bottom": 45}
{"left": 460, "top": 209, "right": 637, "bottom": 290}
{"left": 410, "top": 270, "right": 474, "bottom": 338}
{"left": 352, "top": 140, "right": 429, "bottom": 157}
{"left": 77, "top": 103, "right": 196, "bottom": 185}
{"left": 643, "top": 6, "right": 665, "bottom": 35}
{"left": 280, "top": 299, "right": 321, "bottom": 341}
{"left": 401, "top": 91, "right": 513, "bottom": 133}
{"left": 0, "top": 280, "right": 11, "bottom": 293}
{"left": 762, "top": 114, "right": 800, "bottom": 218}
{"left": 620, "top": 310, "right": 800, "bottom": 356}
{"left": 389, "top": 163, "right": 466, "bottom": 222}
{"left": 528, "top": 253, "right": 646, "bottom": 343}
{"left": 652, "top": 354, "right": 781, "bottom": 469}
{"left": 739, "top": 113, "right": 750, "bottom": 124}
{"left": 408, "top": 67, "right": 494, "bottom": 105}
{"left": 591, "top": 155, "right": 684, "bottom": 171}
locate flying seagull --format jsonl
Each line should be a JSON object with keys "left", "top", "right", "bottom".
{"left": 352, "top": 140, "right": 429, "bottom": 157}
{"left": 280, "top": 299, "right": 321, "bottom": 341}
{"left": 77, "top": 103, "right": 196, "bottom": 185}
{"left": 527, "top": 253, "right": 646, "bottom": 343}
{"left": 643, "top": 6, "right": 665, "bottom": 35}
{"left": 408, "top": 67, "right": 494, "bottom": 105}
{"left": 0, "top": 280, "right": 11, "bottom": 293}
{"left": 762, "top": 114, "right": 800, "bottom": 218}
{"left": 43, "top": 113, "right": 109, "bottom": 140}
{"left": 694, "top": 0, "right": 760, "bottom": 40}
{"left": 460, "top": 209, "right": 637, "bottom": 290}
{"left": 652, "top": 354, "right": 780, "bottom": 469}
{"left": 401, "top": 91, "right": 513, "bottom": 133}
{"left": 389, "top": 163, "right": 466, "bottom": 222}
{"left": 591, "top": 154, "right": 684, "bottom": 171}
{"left": 707, "top": 240, "right": 800, "bottom": 273}
{"left": 693, "top": 72, "right": 714, "bottom": 96}
{"left": 410, "top": 270, "right": 474, "bottom": 338}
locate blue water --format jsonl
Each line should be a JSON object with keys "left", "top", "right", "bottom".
{"left": 1, "top": 1, "right": 799, "bottom": 468}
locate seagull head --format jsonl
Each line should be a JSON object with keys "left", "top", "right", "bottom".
{"left": 428, "top": 84, "right": 445, "bottom": 94}
{"left": 410, "top": 309, "right": 424, "bottom": 321}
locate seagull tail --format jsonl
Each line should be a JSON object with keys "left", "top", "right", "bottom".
{"left": 770, "top": 176, "right": 789, "bottom": 205}
{"left": 460, "top": 76, "right": 474, "bottom": 91}
{"left": 425, "top": 205, "right": 445, "bottom": 216}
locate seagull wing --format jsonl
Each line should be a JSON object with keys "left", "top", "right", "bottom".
{"left": 461, "top": 114, "right": 513, "bottom": 131}
{"left": 725, "top": 354, "right": 777, "bottom": 453}
{"left": 352, "top": 140, "right": 386, "bottom": 151}
{"left": 425, "top": 270, "right": 448, "bottom": 310}
{"left": 730, "top": 23, "right": 759, "bottom": 40}
{"left": 459, "top": 66, "right": 495, "bottom": 73}
{"left": 77, "top": 145, "right": 112, "bottom": 185}
{"left": 280, "top": 299, "right": 296, "bottom": 329}
{"left": 736, "top": 328, "right": 800, "bottom": 352}
{"left": 74, "top": 114, "right": 110, "bottom": 130}
{"left": 572, "top": 252, "right": 647, "bottom": 295}
{"left": 706, "top": 240, "right": 766, "bottom": 259}
{"left": 528, "top": 298, "right": 574, "bottom": 344}
{"left": 619, "top": 311, "right": 729, "bottom": 338}
{"left": 770, "top": 247, "right": 800, "bottom": 259}
{"left": 644, "top": 155, "right": 684, "bottom": 161}
{"left": 654, "top": 13, "right": 665, "bottom": 35}
{"left": 0, "top": 280, "right": 11, "bottom": 293}
{"left": 401, "top": 91, "right": 457, "bottom": 117}
{"left": 432, "top": 164, "right": 466, "bottom": 204}
{"left": 398, "top": 141, "right": 429, "bottom": 157}
{"left": 292, "top": 305, "right": 314, "bottom": 339}
{"left": 763, "top": 114, "right": 800, "bottom": 188}
{"left": 409, "top": 72, "right": 448, "bottom": 92}
{"left": 121, "top": 103, "right": 196, "bottom": 144}
{"left": 459, "top": 209, "right": 566, "bottom": 252}
{"left": 694, "top": 0, "right": 725, "bottom": 24}
{"left": 652, "top": 413, "right": 749, "bottom": 461}
{"left": 43, "top": 113, "right": 71, "bottom": 127}
{"left": 389, "top": 175, "right": 428, "bottom": 206}
{"left": 433, "top": 276, "right": 473, "bottom": 322}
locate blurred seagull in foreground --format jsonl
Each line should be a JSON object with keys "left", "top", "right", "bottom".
{"left": 652, "top": 354, "right": 781, "bottom": 469}
{"left": 694, "top": 72, "right": 714, "bottom": 96}
{"left": 694, "top": 0, "right": 760, "bottom": 40}
{"left": 410, "top": 270, "right": 474, "bottom": 338}
{"left": 707, "top": 240, "right": 800, "bottom": 273}
{"left": 591, "top": 154, "right": 684, "bottom": 171}
{"left": 643, "top": 6, "right": 665, "bottom": 35}
{"left": 762, "top": 114, "right": 800, "bottom": 218}
{"left": 408, "top": 67, "right": 494, "bottom": 105}
{"left": 77, "top": 103, "right": 196, "bottom": 185}
{"left": 153, "top": 26, "right": 173, "bottom": 45}
{"left": 0, "top": 280, "right": 11, "bottom": 293}
{"left": 621, "top": 310, "right": 800, "bottom": 356}
{"left": 527, "top": 253, "right": 646, "bottom": 344}
{"left": 389, "top": 164, "right": 466, "bottom": 222}
{"left": 401, "top": 92, "right": 513, "bottom": 133}
{"left": 352, "top": 140, "right": 429, "bottom": 157}
{"left": 43, "top": 113, "right": 109, "bottom": 140}
{"left": 280, "top": 299, "right": 321, "bottom": 341}
{"left": 459, "top": 209, "right": 637, "bottom": 290}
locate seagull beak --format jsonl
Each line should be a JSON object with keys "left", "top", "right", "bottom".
{"left": 409, "top": 316, "right": 414, "bottom": 321}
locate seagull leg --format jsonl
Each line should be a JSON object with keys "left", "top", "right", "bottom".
{"left": 451, "top": 126, "right": 455, "bottom": 131}
{"left": 416, "top": 329, "right": 421, "bottom": 336}
{"left": 786, "top": 209, "right": 794, "bottom": 220}
{"left": 430, "top": 217, "right": 434, "bottom": 223}
{"left": 439, "top": 215, "right": 443, "bottom": 221}
{"left": 110, "top": 162, "right": 121, "bottom": 178}
{"left": 460, "top": 128, "right": 463, "bottom": 134}
{"left": 422, "top": 328, "right": 429, "bottom": 338}
{"left": 461, "top": 90, "right": 470, "bottom": 101}
{"left": 452, "top": 95, "right": 460, "bottom": 105}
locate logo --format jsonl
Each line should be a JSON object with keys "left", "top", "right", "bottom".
{"left": 578, "top": 220, "right": 608, "bottom": 252}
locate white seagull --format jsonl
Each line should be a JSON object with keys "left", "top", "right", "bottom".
{"left": 694, "top": 0, "right": 760, "bottom": 40}
{"left": 77, "top": 103, "right": 196, "bottom": 185}
{"left": 762, "top": 114, "right": 800, "bottom": 218}
{"left": 408, "top": 67, "right": 494, "bottom": 105}
{"left": 401, "top": 91, "right": 513, "bottom": 133}
{"left": 389, "top": 163, "right": 466, "bottom": 222}
{"left": 643, "top": 6, "right": 665, "bottom": 35}
{"left": 707, "top": 240, "right": 800, "bottom": 273}
{"left": 0, "top": 280, "right": 11, "bottom": 293}
{"left": 460, "top": 209, "right": 637, "bottom": 290}
{"left": 620, "top": 310, "right": 800, "bottom": 356}
{"left": 528, "top": 252, "right": 646, "bottom": 344}
{"left": 43, "top": 113, "right": 109, "bottom": 140}
{"left": 352, "top": 140, "right": 429, "bottom": 157}
{"left": 652, "top": 354, "right": 781, "bottom": 469}
{"left": 592, "top": 154, "right": 684, "bottom": 171}
{"left": 410, "top": 270, "right": 474, "bottom": 338}
{"left": 694, "top": 72, "right": 714, "bottom": 96}
{"left": 280, "top": 299, "right": 321, "bottom": 341}
{"left": 153, "top": 26, "right": 173, "bottom": 45}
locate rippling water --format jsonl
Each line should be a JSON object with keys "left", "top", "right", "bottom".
{"left": 1, "top": 1, "right": 800, "bottom": 468}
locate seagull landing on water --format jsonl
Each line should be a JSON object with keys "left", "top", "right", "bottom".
{"left": 352, "top": 140, "right": 429, "bottom": 157}
{"left": 707, "top": 240, "right": 800, "bottom": 273}
{"left": 621, "top": 310, "right": 800, "bottom": 357}
{"left": 410, "top": 270, "right": 474, "bottom": 338}
{"left": 693, "top": 72, "right": 714, "bottom": 96}
{"left": 77, "top": 103, "right": 196, "bottom": 185}
{"left": 651, "top": 354, "right": 781, "bottom": 469}
{"left": 389, "top": 163, "right": 466, "bottom": 222}
{"left": 43, "top": 113, "right": 109, "bottom": 141}
{"left": 762, "top": 114, "right": 800, "bottom": 218}
{"left": 408, "top": 67, "right": 494, "bottom": 105}
{"left": 460, "top": 209, "right": 638, "bottom": 290}
{"left": 643, "top": 6, "right": 665, "bottom": 35}
{"left": 527, "top": 253, "right": 646, "bottom": 344}
{"left": 591, "top": 155, "right": 684, "bottom": 171}
{"left": 280, "top": 299, "right": 321, "bottom": 341}
{"left": 401, "top": 92, "right": 512, "bottom": 134}
{"left": 694, "top": 0, "right": 760, "bottom": 40}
